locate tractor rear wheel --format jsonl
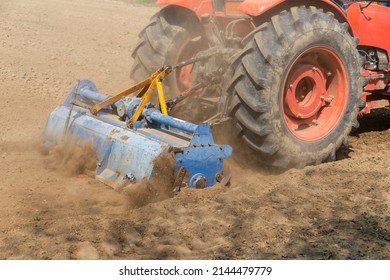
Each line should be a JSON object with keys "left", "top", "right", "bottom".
{"left": 228, "top": 6, "right": 362, "bottom": 168}
{"left": 130, "top": 9, "right": 205, "bottom": 102}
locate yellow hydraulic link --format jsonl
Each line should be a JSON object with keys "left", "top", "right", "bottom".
{"left": 128, "top": 80, "right": 157, "bottom": 123}
{"left": 90, "top": 66, "right": 171, "bottom": 118}
{"left": 156, "top": 79, "right": 168, "bottom": 115}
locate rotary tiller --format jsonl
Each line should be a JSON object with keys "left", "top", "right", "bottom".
{"left": 42, "top": 67, "right": 232, "bottom": 189}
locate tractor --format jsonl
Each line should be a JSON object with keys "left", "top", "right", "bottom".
{"left": 130, "top": 0, "right": 390, "bottom": 168}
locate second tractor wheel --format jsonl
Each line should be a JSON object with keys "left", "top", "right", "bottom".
{"left": 130, "top": 9, "right": 205, "bottom": 101}
{"left": 228, "top": 6, "right": 362, "bottom": 168}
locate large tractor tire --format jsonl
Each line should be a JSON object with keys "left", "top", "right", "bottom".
{"left": 227, "top": 6, "right": 362, "bottom": 168}
{"left": 130, "top": 9, "right": 205, "bottom": 101}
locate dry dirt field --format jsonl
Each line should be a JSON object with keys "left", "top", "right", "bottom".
{"left": 0, "top": 0, "right": 389, "bottom": 260}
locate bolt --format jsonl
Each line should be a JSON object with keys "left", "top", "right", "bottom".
{"left": 312, "top": 67, "right": 317, "bottom": 72}
{"left": 193, "top": 175, "right": 206, "bottom": 189}
{"left": 124, "top": 173, "right": 136, "bottom": 182}
{"left": 327, "top": 72, "right": 332, "bottom": 77}
{"left": 312, "top": 119, "right": 319, "bottom": 126}
{"left": 215, "top": 173, "right": 223, "bottom": 183}
{"left": 297, "top": 113, "right": 303, "bottom": 119}
{"left": 321, "top": 96, "right": 333, "bottom": 104}
{"left": 289, "top": 84, "right": 293, "bottom": 89}
{"left": 127, "top": 122, "right": 135, "bottom": 129}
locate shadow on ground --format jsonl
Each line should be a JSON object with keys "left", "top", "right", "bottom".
{"left": 283, "top": 213, "right": 390, "bottom": 259}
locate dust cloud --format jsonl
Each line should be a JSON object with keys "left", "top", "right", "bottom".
{"left": 40, "top": 138, "right": 98, "bottom": 176}
{"left": 121, "top": 153, "right": 176, "bottom": 209}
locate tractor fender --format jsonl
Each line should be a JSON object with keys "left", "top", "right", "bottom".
{"left": 237, "top": 0, "right": 285, "bottom": 16}
{"left": 237, "top": 0, "right": 354, "bottom": 35}
{"left": 156, "top": 0, "right": 213, "bottom": 20}
{"left": 156, "top": 0, "right": 354, "bottom": 35}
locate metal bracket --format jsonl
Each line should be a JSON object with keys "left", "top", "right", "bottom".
{"left": 64, "top": 80, "right": 80, "bottom": 138}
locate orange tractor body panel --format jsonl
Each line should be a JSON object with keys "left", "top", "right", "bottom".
{"left": 156, "top": 0, "right": 349, "bottom": 22}
{"left": 157, "top": 0, "right": 213, "bottom": 17}
{"left": 347, "top": 2, "right": 390, "bottom": 59}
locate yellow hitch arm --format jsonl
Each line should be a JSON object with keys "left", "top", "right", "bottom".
{"left": 90, "top": 67, "right": 170, "bottom": 116}
{"left": 156, "top": 79, "right": 168, "bottom": 115}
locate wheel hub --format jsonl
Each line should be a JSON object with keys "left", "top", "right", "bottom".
{"left": 285, "top": 65, "right": 327, "bottom": 119}
{"left": 175, "top": 37, "right": 204, "bottom": 92}
{"left": 179, "top": 64, "right": 192, "bottom": 89}
{"left": 282, "top": 46, "right": 348, "bottom": 141}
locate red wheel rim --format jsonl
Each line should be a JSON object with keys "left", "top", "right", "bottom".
{"left": 174, "top": 37, "right": 203, "bottom": 92}
{"left": 282, "top": 46, "right": 348, "bottom": 141}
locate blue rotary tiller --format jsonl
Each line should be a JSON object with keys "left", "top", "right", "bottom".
{"left": 42, "top": 67, "right": 232, "bottom": 189}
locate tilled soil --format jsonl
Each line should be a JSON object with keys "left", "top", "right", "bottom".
{"left": 0, "top": 0, "right": 389, "bottom": 260}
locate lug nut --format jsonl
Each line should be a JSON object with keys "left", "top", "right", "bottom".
{"left": 321, "top": 96, "right": 333, "bottom": 103}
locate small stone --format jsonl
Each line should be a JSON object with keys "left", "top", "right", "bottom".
{"left": 1, "top": 152, "right": 7, "bottom": 159}
{"left": 102, "top": 241, "right": 121, "bottom": 257}
{"left": 50, "top": 56, "right": 56, "bottom": 60}
{"left": 74, "top": 242, "right": 100, "bottom": 260}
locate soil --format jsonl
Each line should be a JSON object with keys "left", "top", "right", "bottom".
{"left": 0, "top": 0, "right": 389, "bottom": 260}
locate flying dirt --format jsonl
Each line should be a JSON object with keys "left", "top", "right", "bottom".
{"left": 0, "top": 0, "right": 389, "bottom": 260}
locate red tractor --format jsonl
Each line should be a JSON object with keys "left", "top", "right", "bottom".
{"left": 130, "top": 0, "right": 390, "bottom": 168}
